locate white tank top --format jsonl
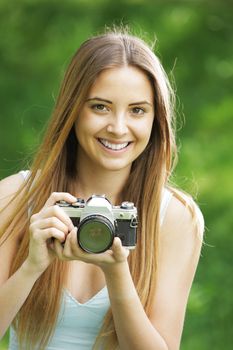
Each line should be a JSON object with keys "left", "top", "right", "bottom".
{"left": 9, "top": 170, "right": 173, "bottom": 350}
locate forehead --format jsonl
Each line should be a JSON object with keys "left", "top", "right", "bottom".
{"left": 88, "top": 66, "right": 154, "bottom": 102}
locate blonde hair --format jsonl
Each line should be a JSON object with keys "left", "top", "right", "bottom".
{"left": 1, "top": 27, "right": 202, "bottom": 349}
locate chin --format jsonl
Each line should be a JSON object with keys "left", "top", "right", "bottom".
{"left": 100, "top": 162, "right": 132, "bottom": 173}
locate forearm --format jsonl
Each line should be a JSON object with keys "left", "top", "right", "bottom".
{"left": 0, "top": 260, "right": 42, "bottom": 338}
{"left": 103, "top": 262, "right": 168, "bottom": 350}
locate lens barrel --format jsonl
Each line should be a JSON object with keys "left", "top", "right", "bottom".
{"left": 77, "top": 215, "right": 115, "bottom": 253}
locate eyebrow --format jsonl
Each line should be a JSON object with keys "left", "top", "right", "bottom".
{"left": 86, "top": 97, "right": 152, "bottom": 107}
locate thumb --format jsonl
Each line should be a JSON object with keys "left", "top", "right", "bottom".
{"left": 111, "top": 237, "right": 130, "bottom": 261}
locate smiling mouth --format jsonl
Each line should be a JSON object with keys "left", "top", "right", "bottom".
{"left": 98, "top": 138, "right": 131, "bottom": 151}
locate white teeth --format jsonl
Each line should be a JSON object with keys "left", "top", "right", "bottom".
{"left": 99, "top": 139, "right": 129, "bottom": 150}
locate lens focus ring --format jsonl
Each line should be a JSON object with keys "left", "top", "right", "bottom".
{"left": 77, "top": 214, "right": 115, "bottom": 253}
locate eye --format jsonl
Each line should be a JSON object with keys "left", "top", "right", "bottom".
{"left": 131, "top": 107, "right": 146, "bottom": 115}
{"left": 91, "top": 104, "right": 109, "bottom": 112}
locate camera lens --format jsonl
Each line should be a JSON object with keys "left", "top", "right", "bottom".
{"left": 77, "top": 215, "right": 115, "bottom": 253}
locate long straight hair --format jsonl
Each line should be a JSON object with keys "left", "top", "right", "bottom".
{"left": 1, "top": 28, "right": 202, "bottom": 349}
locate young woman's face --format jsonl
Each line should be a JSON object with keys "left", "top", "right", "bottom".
{"left": 75, "top": 66, "right": 155, "bottom": 173}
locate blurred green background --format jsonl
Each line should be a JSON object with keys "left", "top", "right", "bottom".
{"left": 0, "top": 0, "right": 232, "bottom": 349}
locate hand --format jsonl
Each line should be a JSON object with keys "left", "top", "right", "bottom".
{"left": 53, "top": 229, "right": 130, "bottom": 270}
{"left": 25, "top": 192, "right": 77, "bottom": 275}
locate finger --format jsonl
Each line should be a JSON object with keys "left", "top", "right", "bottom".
{"left": 69, "top": 227, "right": 83, "bottom": 254}
{"left": 112, "top": 237, "right": 122, "bottom": 251}
{"left": 32, "top": 227, "right": 66, "bottom": 243}
{"left": 44, "top": 192, "right": 77, "bottom": 208}
{"left": 53, "top": 239, "right": 66, "bottom": 260}
{"left": 68, "top": 228, "right": 91, "bottom": 260}
{"left": 35, "top": 217, "right": 70, "bottom": 235}
{"left": 62, "top": 232, "right": 74, "bottom": 258}
{"left": 111, "top": 237, "right": 129, "bottom": 260}
{"left": 38, "top": 206, "right": 74, "bottom": 231}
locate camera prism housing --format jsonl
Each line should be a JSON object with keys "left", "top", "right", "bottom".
{"left": 57, "top": 195, "right": 138, "bottom": 254}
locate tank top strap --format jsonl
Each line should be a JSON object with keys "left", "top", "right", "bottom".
{"left": 19, "top": 170, "right": 31, "bottom": 180}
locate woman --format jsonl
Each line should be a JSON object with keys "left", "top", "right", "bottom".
{"left": 0, "top": 28, "right": 204, "bottom": 350}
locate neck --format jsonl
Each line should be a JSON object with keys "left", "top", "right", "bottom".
{"left": 74, "top": 164, "right": 131, "bottom": 205}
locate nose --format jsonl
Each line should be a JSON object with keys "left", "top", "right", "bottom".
{"left": 106, "top": 113, "right": 128, "bottom": 136}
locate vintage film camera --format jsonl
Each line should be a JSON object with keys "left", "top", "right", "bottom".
{"left": 57, "top": 195, "right": 138, "bottom": 254}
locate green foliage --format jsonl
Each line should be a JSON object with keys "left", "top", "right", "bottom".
{"left": 0, "top": 0, "right": 232, "bottom": 349}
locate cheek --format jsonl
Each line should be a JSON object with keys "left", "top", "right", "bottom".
{"left": 74, "top": 117, "right": 91, "bottom": 139}
{"left": 136, "top": 120, "right": 154, "bottom": 143}
{"left": 75, "top": 113, "right": 106, "bottom": 136}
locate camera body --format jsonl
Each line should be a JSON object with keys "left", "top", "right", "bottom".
{"left": 57, "top": 195, "right": 138, "bottom": 254}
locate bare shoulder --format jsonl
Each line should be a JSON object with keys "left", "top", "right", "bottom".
{"left": 161, "top": 190, "right": 205, "bottom": 250}
{"left": 0, "top": 172, "right": 26, "bottom": 210}
{"left": 0, "top": 172, "right": 25, "bottom": 196}
{"left": 0, "top": 172, "right": 27, "bottom": 235}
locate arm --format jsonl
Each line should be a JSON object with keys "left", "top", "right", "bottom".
{"left": 0, "top": 175, "right": 76, "bottom": 338}
{"left": 0, "top": 257, "right": 43, "bottom": 339}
